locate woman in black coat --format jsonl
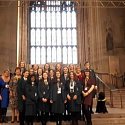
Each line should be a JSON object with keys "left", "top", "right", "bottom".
{"left": 17, "top": 70, "right": 29, "bottom": 125}
{"left": 38, "top": 72, "right": 50, "bottom": 125}
{"left": 66, "top": 71, "right": 82, "bottom": 125}
{"left": 25, "top": 74, "right": 38, "bottom": 125}
{"left": 50, "top": 71, "right": 67, "bottom": 125}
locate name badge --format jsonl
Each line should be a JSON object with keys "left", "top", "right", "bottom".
{"left": 35, "top": 93, "right": 37, "bottom": 96}
{"left": 84, "top": 87, "right": 88, "bottom": 91}
{"left": 57, "top": 87, "right": 61, "bottom": 94}
{"left": 70, "top": 85, "right": 74, "bottom": 90}
{"left": 5, "top": 84, "right": 9, "bottom": 88}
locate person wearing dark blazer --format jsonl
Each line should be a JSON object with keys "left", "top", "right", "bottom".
{"left": 61, "top": 66, "right": 70, "bottom": 121}
{"left": 25, "top": 74, "right": 38, "bottom": 125}
{"left": 50, "top": 71, "right": 67, "bottom": 125}
{"left": 38, "top": 72, "right": 50, "bottom": 125}
{"left": 48, "top": 69, "right": 55, "bottom": 121}
{"left": 66, "top": 71, "right": 82, "bottom": 125}
{"left": 17, "top": 70, "right": 29, "bottom": 125}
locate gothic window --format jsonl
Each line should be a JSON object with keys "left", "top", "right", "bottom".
{"left": 29, "top": 0, "right": 77, "bottom": 64}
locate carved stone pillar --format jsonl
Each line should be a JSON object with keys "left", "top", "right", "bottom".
{"left": 18, "top": 1, "right": 29, "bottom": 65}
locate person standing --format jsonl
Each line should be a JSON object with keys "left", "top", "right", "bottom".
{"left": 17, "top": 70, "right": 29, "bottom": 125}
{"left": 83, "top": 62, "right": 97, "bottom": 114}
{"left": 25, "top": 74, "right": 38, "bottom": 125}
{"left": 0, "top": 69, "right": 10, "bottom": 123}
{"left": 61, "top": 66, "right": 70, "bottom": 121}
{"left": 50, "top": 71, "right": 67, "bottom": 125}
{"left": 19, "top": 61, "right": 26, "bottom": 75}
{"left": 38, "top": 72, "right": 50, "bottom": 125}
{"left": 82, "top": 70, "right": 95, "bottom": 125}
{"left": 66, "top": 72, "right": 82, "bottom": 125}
{"left": 9, "top": 67, "right": 21, "bottom": 123}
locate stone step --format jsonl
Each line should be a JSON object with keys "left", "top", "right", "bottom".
{"left": 2, "top": 118, "right": 125, "bottom": 125}
{"left": 93, "top": 118, "right": 125, "bottom": 125}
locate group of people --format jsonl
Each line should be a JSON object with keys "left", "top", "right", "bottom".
{"left": 0, "top": 61, "right": 97, "bottom": 125}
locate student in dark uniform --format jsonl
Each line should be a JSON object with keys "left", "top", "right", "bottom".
{"left": 48, "top": 69, "right": 55, "bottom": 81}
{"left": 44, "top": 63, "right": 50, "bottom": 74}
{"left": 25, "top": 74, "right": 38, "bottom": 125}
{"left": 38, "top": 72, "right": 50, "bottom": 125}
{"left": 61, "top": 66, "right": 69, "bottom": 85}
{"left": 32, "top": 64, "right": 39, "bottom": 76}
{"left": 55, "top": 63, "right": 62, "bottom": 73}
{"left": 17, "top": 70, "right": 29, "bottom": 125}
{"left": 66, "top": 71, "right": 82, "bottom": 125}
{"left": 75, "top": 65, "right": 84, "bottom": 120}
{"left": 36, "top": 67, "right": 43, "bottom": 122}
{"left": 50, "top": 71, "right": 67, "bottom": 125}
{"left": 82, "top": 70, "right": 95, "bottom": 125}
{"left": 48, "top": 69, "right": 55, "bottom": 121}
{"left": 37, "top": 68, "right": 43, "bottom": 82}
{"left": 61, "top": 66, "right": 70, "bottom": 121}
{"left": 29, "top": 68, "right": 34, "bottom": 76}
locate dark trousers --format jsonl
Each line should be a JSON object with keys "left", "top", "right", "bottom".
{"left": 0, "top": 109, "right": 1, "bottom": 123}
{"left": 55, "top": 113, "right": 63, "bottom": 125}
{"left": 83, "top": 105, "right": 92, "bottom": 125}
{"left": 25, "top": 116, "right": 34, "bottom": 125}
{"left": 71, "top": 112, "right": 79, "bottom": 125}
{"left": 19, "top": 111, "right": 25, "bottom": 125}
{"left": 64, "top": 103, "right": 71, "bottom": 121}
{"left": 19, "top": 103, "right": 25, "bottom": 125}
{"left": 1, "top": 108, "right": 7, "bottom": 122}
{"left": 82, "top": 104, "right": 85, "bottom": 121}
{"left": 40, "top": 112, "right": 49, "bottom": 125}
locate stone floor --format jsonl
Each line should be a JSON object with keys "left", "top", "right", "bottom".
{"left": 1, "top": 107, "right": 125, "bottom": 125}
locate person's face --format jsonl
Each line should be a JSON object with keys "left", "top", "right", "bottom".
{"left": 85, "top": 71, "right": 90, "bottom": 77}
{"left": 38, "top": 68, "right": 42, "bottom": 75}
{"left": 15, "top": 69, "right": 21, "bottom": 76}
{"left": 63, "top": 67, "right": 68, "bottom": 74}
{"left": 70, "top": 72, "right": 74, "bottom": 80}
{"left": 29, "top": 69, "right": 34, "bottom": 75}
{"left": 20, "top": 61, "right": 25, "bottom": 68}
{"left": 69, "top": 64, "right": 74, "bottom": 71}
{"left": 50, "top": 70, "right": 54, "bottom": 77}
{"left": 45, "top": 64, "right": 49, "bottom": 70}
{"left": 43, "top": 72, "right": 48, "bottom": 79}
{"left": 23, "top": 71, "right": 29, "bottom": 78}
{"left": 33, "top": 64, "right": 38, "bottom": 71}
{"left": 31, "top": 76, "right": 35, "bottom": 82}
{"left": 4, "top": 70, "right": 10, "bottom": 77}
{"left": 85, "top": 63, "right": 90, "bottom": 69}
{"left": 76, "top": 66, "right": 81, "bottom": 73}
{"left": 56, "top": 64, "right": 61, "bottom": 70}
{"left": 56, "top": 71, "right": 60, "bottom": 78}
{"left": 13, "top": 78, "right": 17, "bottom": 83}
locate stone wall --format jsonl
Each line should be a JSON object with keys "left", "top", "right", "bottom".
{"left": 0, "top": 1, "right": 17, "bottom": 74}
{"left": 98, "top": 8, "right": 125, "bottom": 75}
{"left": 0, "top": 1, "right": 125, "bottom": 76}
